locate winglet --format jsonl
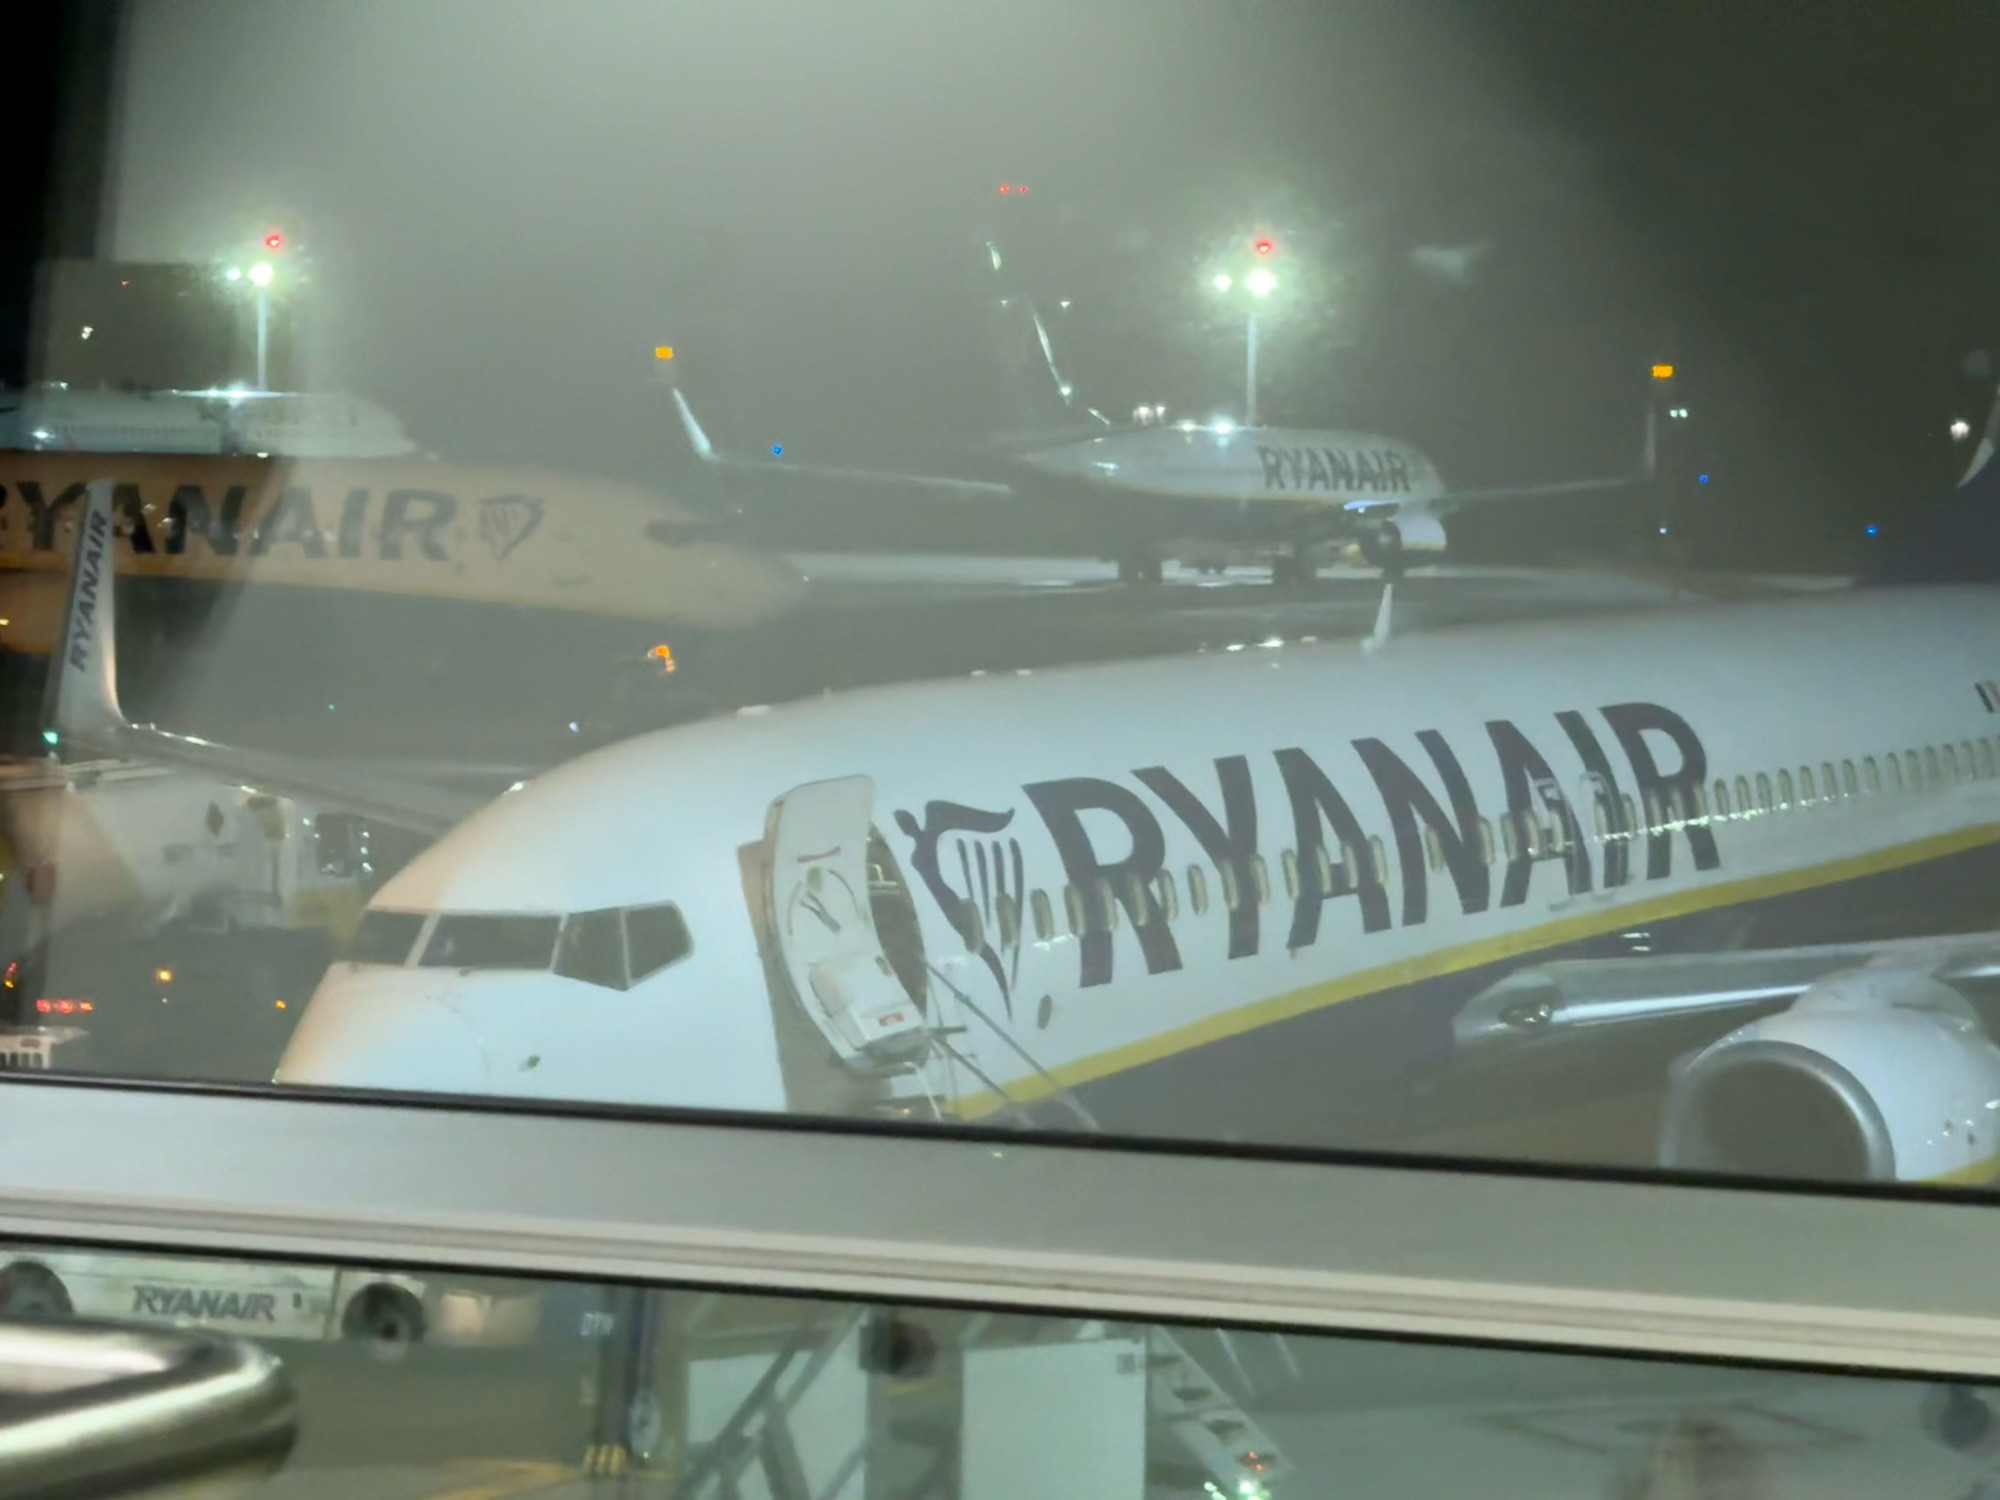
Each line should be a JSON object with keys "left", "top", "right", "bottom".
{"left": 1362, "top": 582, "right": 1395, "bottom": 654}
{"left": 670, "top": 388, "right": 720, "bottom": 464}
{"left": 41, "top": 478, "right": 127, "bottom": 755}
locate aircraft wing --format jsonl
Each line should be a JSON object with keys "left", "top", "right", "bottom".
{"left": 1453, "top": 933, "right": 2000, "bottom": 1053}
{"left": 670, "top": 389, "right": 1016, "bottom": 504}
{"left": 1417, "top": 405, "right": 1662, "bottom": 516}
{"left": 45, "top": 480, "right": 489, "bottom": 838}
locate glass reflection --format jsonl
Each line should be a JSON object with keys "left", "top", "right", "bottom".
{"left": 5, "top": 2, "right": 2000, "bottom": 1189}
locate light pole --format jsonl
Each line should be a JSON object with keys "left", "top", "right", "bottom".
{"left": 247, "top": 262, "right": 274, "bottom": 390}
{"left": 1209, "top": 260, "right": 1279, "bottom": 427}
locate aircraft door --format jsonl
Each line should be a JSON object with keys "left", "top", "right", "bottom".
{"left": 765, "top": 777, "right": 928, "bottom": 1068}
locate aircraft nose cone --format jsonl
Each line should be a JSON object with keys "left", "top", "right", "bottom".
{"left": 275, "top": 968, "right": 490, "bottom": 1096}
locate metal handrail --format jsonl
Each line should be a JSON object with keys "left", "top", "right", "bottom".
{"left": 0, "top": 1317, "right": 296, "bottom": 1500}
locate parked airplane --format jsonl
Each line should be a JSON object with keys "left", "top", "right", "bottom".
{"left": 0, "top": 450, "right": 802, "bottom": 699}
{"left": 667, "top": 241, "right": 1657, "bottom": 583}
{"left": 39, "top": 457, "right": 2000, "bottom": 1183}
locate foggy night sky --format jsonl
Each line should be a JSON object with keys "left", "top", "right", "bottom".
{"left": 105, "top": 0, "right": 2000, "bottom": 567}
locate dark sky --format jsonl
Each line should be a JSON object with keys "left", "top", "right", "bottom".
{"left": 105, "top": 0, "right": 2000, "bottom": 566}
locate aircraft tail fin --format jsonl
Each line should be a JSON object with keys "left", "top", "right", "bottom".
{"left": 976, "top": 239, "right": 1112, "bottom": 446}
{"left": 671, "top": 387, "right": 721, "bottom": 464}
{"left": 41, "top": 478, "right": 128, "bottom": 756}
{"left": 1860, "top": 378, "right": 2000, "bottom": 585}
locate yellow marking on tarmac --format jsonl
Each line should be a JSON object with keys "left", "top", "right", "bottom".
{"left": 419, "top": 1459, "right": 576, "bottom": 1500}
{"left": 952, "top": 822, "right": 2000, "bottom": 1118}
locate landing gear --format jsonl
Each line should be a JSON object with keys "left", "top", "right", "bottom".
{"left": 1116, "top": 553, "right": 1163, "bottom": 585}
{"left": 1270, "top": 543, "right": 1318, "bottom": 587}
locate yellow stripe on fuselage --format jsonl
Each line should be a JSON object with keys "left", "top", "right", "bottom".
{"left": 951, "top": 822, "right": 2000, "bottom": 1119}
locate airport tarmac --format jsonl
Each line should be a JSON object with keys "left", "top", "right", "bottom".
{"left": 103, "top": 556, "right": 1811, "bottom": 771}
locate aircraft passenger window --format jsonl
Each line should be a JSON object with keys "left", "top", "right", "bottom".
{"left": 1641, "top": 791, "right": 1662, "bottom": 833}
{"left": 1314, "top": 844, "right": 1335, "bottom": 890}
{"left": 1843, "top": 760, "right": 1860, "bottom": 797}
{"left": 1368, "top": 836, "right": 1389, "bottom": 886}
{"left": 422, "top": 914, "right": 562, "bottom": 970}
{"left": 345, "top": 909, "right": 425, "bottom": 966}
{"left": 1251, "top": 856, "right": 1270, "bottom": 905}
{"left": 1121, "top": 873, "right": 1148, "bottom": 925}
{"left": 1733, "top": 775, "right": 1751, "bottom": 813}
{"left": 1621, "top": 794, "right": 1638, "bottom": 835}
{"left": 1887, "top": 754, "right": 1904, "bottom": 790}
{"left": 556, "top": 908, "right": 627, "bottom": 990}
{"left": 1797, "top": 767, "right": 1814, "bottom": 805}
{"left": 1712, "top": 780, "right": 1730, "bottom": 818}
{"left": 1186, "top": 865, "right": 1208, "bottom": 916}
{"left": 1030, "top": 890, "right": 1054, "bottom": 942}
{"left": 1423, "top": 826, "right": 1443, "bottom": 873}
{"left": 1063, "top": 884, "right": 1084, "bottom": 937}
{"left": 996, "top": 892, "right": 1021, "bottom": 948}
{"left": 956, "top": 899, "right": 984, "bottom": 952}
{"left": 1219, "top": 861, "right": 1242, "bottom": 913}
{"left": 1281, "top": 849, "right": 1299, "bottom": 899}
{"left": 1821, "top": 762, "right": 1838, "bottom": 800}
{"left": 1092, "top": 879, "right": 1118, "bottom": 931}
{"left": 1929, "top": 746, "right": 1947, "bottom": 784}
{"left": 1754, "top": 774, "right": 1772, "bottom": 813}
{"left": 1547, "top": 810, "right": 1569, "bottom": 852}
{"left": 1961, "top": 741, "right": 1978, "bottom": 780}
{"left": 1775, "top": 770, "right": 1793, "bottom": 809}
{"left": 1477, "top": 819, "right": 1496, "bottom": 864}
{"left": 1154, "top": 870, "right": 1178, "bottom": 923}
{"left": 1908, "top": 750, "right": 1926, "bottom": 788}
{"left": 1982, "top": 739, "right": 1998, "bottom": 779}
{"left": 1499, "top": 814, "right": 1520, "bottom": 863}
{"left": 626, "top": 903, "right": 692, "bottom": 981}
{"left": 1946, "top": 744, "right": 1963, "bottom": 782}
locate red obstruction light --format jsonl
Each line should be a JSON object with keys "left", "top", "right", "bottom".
{"left": 1253, "top": 237, "right": 1275, "bottom": 256}
{"left": 264, "top": 232, "right": 285, "bottom": 251}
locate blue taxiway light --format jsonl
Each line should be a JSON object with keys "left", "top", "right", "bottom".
{"left": 772, "top": 445, "right": 784, "bottom": 456}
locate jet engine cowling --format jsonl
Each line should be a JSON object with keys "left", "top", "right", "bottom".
{"left": 1355, "top": 508, "right": 1448, "bottom": 572}
{"left": 1658, "top": 969, "right": 2000, "bottom": 1184}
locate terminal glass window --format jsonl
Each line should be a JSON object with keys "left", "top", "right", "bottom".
{"left": 7, "top": 0, "right": 2000, "bottom": 1196}
{"left": 0, "top": 1243, "right": 1992, "bottom": 1500}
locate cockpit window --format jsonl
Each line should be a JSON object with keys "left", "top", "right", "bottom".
{"left": 551, "top": 903, "right": 692, "bottom": 990}
{"left": 626, "top": 903, "right": 693, "bottom": 982}
{"left": 421, "top": 915, "right": 561, "bottom": 970}
{"left": 346, "top": 910, "right": 424, "bottom": 966}
{"left": 555, "top": 909, "right": 626, "bottom": 989}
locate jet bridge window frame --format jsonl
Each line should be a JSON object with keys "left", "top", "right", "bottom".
{"left": 14, "top": 1079, "right": 2000, "bottom": 1391}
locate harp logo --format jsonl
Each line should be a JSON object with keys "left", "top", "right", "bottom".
{"left": 476, "top": 494, "right": 544, "bottom": 562}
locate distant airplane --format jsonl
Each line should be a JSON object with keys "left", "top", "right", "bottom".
{"left": 0, "top": 448, "right": 803, "bottom": 715}
{"left": 666, "top": 240, "right": 1657, "bottom": 583}
{"left": 38, "top": 457, "right": 2000, "bottom": 1184}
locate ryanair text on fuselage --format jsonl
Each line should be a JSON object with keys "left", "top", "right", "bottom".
{"left": 1257, "top": 445, "right": 1415, "bottom": 494}
{"left": 0, "top": 477, "right": 544, "bottom": 564}
{"left": 896, "top": 701, "right": 1716, "bottom": 993}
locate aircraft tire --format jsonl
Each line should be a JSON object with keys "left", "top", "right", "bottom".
{"left": 0, "top": 1262, "right": 72, "bottom": 1319}
{"left": 341, "top": 1283, "right": 427, "bottom": 1347}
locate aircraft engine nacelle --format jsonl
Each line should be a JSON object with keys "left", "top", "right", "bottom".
{"left": 1355, "top": 509, "right": 1448, "bottom": 572}
{"left": 1658, "top": 969, "right": 2000, "bottom": 1184}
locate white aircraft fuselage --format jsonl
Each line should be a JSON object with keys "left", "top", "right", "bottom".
{"left": 277, "top": 585, "right": 2000, "bottom": 1166}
